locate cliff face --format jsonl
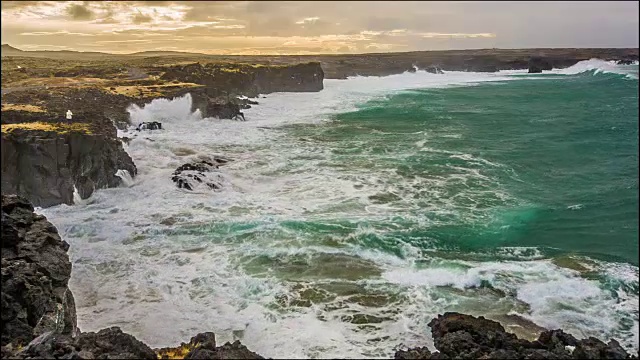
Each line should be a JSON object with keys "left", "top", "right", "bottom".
{"left": 1, "top": 194, "right": 77, "bottom": 347}
{"left": 310, "top": 48, "right": 639, "bottom": 78}
{"left": 251, "top": 62, "right": 324, "bottom": 93}
{"left": 160, "top": 61, "right": 324, "bottom": 97}
{"left": 1, "top": 113, "right": 136, "bottom": 208}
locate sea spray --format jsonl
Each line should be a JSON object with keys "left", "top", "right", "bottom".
{"left": 115, "top": 169, "right": 134, "bottom": 187}
{"left": 38, "top": 62, "right": 639, "bottom": 357}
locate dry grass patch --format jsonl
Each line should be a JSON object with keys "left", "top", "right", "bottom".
{"left": 1, "top": 121, "right": 92, "bottom": 134}
{"left": 7, "top": 77, "right": 107, "bottom": 88}
{"left": 103, "top": 83, "right": 203, "bottom": 97}
{"left": 1, "top": 104, "right": 46, "bottom": 113}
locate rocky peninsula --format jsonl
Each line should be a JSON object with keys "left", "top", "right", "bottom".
{"left": 1, "top": 53, "right": 324, "bottom": 207}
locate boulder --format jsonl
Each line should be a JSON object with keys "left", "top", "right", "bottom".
{"left": 424, "top": 66, "right": 444, "bottom": 74}
{"left": 528, "top": 56, "right": 553, "bottom": 73}
{"left": 171, "top": 158, "right": 230, "bottom": 191}
{"left": 206, "top": 101, "right": 246, "bottom": 121}
{"left": 136, "top": 121, "right": 162, "bottom": 131}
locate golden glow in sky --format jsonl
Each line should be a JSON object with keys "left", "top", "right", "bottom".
{"left": 1, "top": 1, "right": 637, "bottom": 55}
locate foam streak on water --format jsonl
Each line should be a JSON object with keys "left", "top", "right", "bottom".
{"left": 38, "top": 66, "right": 639, "bottom": 358}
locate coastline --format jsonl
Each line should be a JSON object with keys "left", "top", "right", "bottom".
{"left": 1, "top": 50, "right": 639, "bottom": 359}
{"left": 2, "top": 193, "right": 637, "bottom": 359}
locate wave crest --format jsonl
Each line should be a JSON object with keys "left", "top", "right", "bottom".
{"left": 551, "top": 58, "right": 638, "bottom": 79}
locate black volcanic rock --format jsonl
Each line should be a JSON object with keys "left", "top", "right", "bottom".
{"left": 394, "top": 312, "right": 635, "bottom": 359}
{"left": 1, "top": 194, "right": 77, "bottom": 348}
{"left": 206, "top": 101, "right": 245, "bottom": 120}
{"left": 1, "top": 195, "right": 266, "bottom": 360}
{"left": 160, "top": 61, "right": 324, "bottom": 98}
{"left": 528, "top": 56, "right": 553, "bottom": 73}
{"left": 136, "top": 121, "right": 162, "bottom": 131}
{"left": 171, "top": 157, "right": 230, "bottom": 191}
{"left": 1, "top": 113, "right": 136, "bottom": 207}
{"left": 9, "top": 327, "right": 157, "bottom": 359}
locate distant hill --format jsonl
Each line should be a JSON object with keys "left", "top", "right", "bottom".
{"left": 1, "top": 44, "right": 116, "bottom": 59}
{"left": 0, "top": 44, "right": 211, "bottom": 59}
{"left": 1, "top": 44, "right": 24, "bottom": 56}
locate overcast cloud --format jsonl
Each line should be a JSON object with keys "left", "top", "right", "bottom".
{"left": 1, "top": 1, "right": 637, "bottom": 54}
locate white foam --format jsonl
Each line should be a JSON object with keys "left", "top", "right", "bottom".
{"left": 37, "top": 69, "right": 639, "bottom": 357}
{"left": 115, "top": 169, "right": 135, "bottom": 188}
{"left": 549, "top": 58, "right": 639, "bottom": 79}
{"left": 72, "top": 185, "right": 82, "bottom": 205}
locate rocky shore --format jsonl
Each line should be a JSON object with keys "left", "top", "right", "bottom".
{"left": 1, "top": 60, "right": 324, "bottom": 207}
{"left": 2, "top": 193, "right": 637, "bottom": 359}
{"left": 2, "top": 48, "right": 637, "bottom": 208}
{"left": 1, "top": 111, "right": 136, "bottom": 207}
{"left": 1, "top": 194, "right": 264, "bottom": 360}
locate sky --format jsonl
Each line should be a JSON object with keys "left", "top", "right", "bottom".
{"left": 1, "top": 1, "right": 638, "bottom": 55}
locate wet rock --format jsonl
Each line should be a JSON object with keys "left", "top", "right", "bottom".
{"left": 11, "top": 327, "right": 157, "bottom": 359}
{"left": 136, "top": 121, "right": 162, "bottom": 131}
{"left": 1, "top": 113, "right": 137, "bottom": 208}
{"left": 528, "top": 56, "right": 553, "bottom": 73}
{"left": 424, "top": 66, "right": 444, "bottom": 74}
{"left": 206, "top": 340, "right": 264, "bottom": 359}
{"left": 206, "top": 101, "right": 246, "bottom": 121}
{"left": 572, "top": 337, "right": 631, "bottom": 359}
{"left": 74, "top": 175, "right": 95, "bottom": 200}
{"left": 394, "top": 346, "right": 433, "bottom": 359}
{"left": 171, "top": 158, "right": 229, "bottom": 191}
{"left": 1, "top": 194, "right": 77, "bottom": 348}
{"left": 396, "top": 313, "right": 634, "bottom": 360}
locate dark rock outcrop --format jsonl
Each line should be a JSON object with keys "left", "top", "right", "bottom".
{"left": 156, "top": 332, "right": 264, "bottom": 359}
{"left": 307, "top": 48, "right": 638, "bottom": 78}
{"left": 1, "top": 113, "right": 136, "bottom": 208}
{"left": 136, "top": 121, "right": 162, "bottom": 131}
{"left": 206, "top": 101, "right": 246, "bottom": 120}
{"left": 9, "top": 327, "right": 157, "bottom": 360}
{"left": 528, "top": 56, "right": 554, "bottom": 73}
{"left": 171, "top": 157, "right": 230, "bottom": 191}
{"left": 394, "top": 312, "right": 636, "bottom": 359}
{"left": 424, "top": 66, "right": 444, "bottom": 74}
{"left": 159, "top": 62, "right": 324, "bottom": 98}
{"left": 1, "top": 194, "right": 77, "bottom": 348}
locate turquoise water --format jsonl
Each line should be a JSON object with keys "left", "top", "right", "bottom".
{"left": 42, "top": 63, "right": 639, "bottom": 357}
{"left": 320, "top": 70, "right": 639, "bottom": 265}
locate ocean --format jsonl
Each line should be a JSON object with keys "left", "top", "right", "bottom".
{"left": 39, "top": 59, "right": 638, "bottom": 358}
